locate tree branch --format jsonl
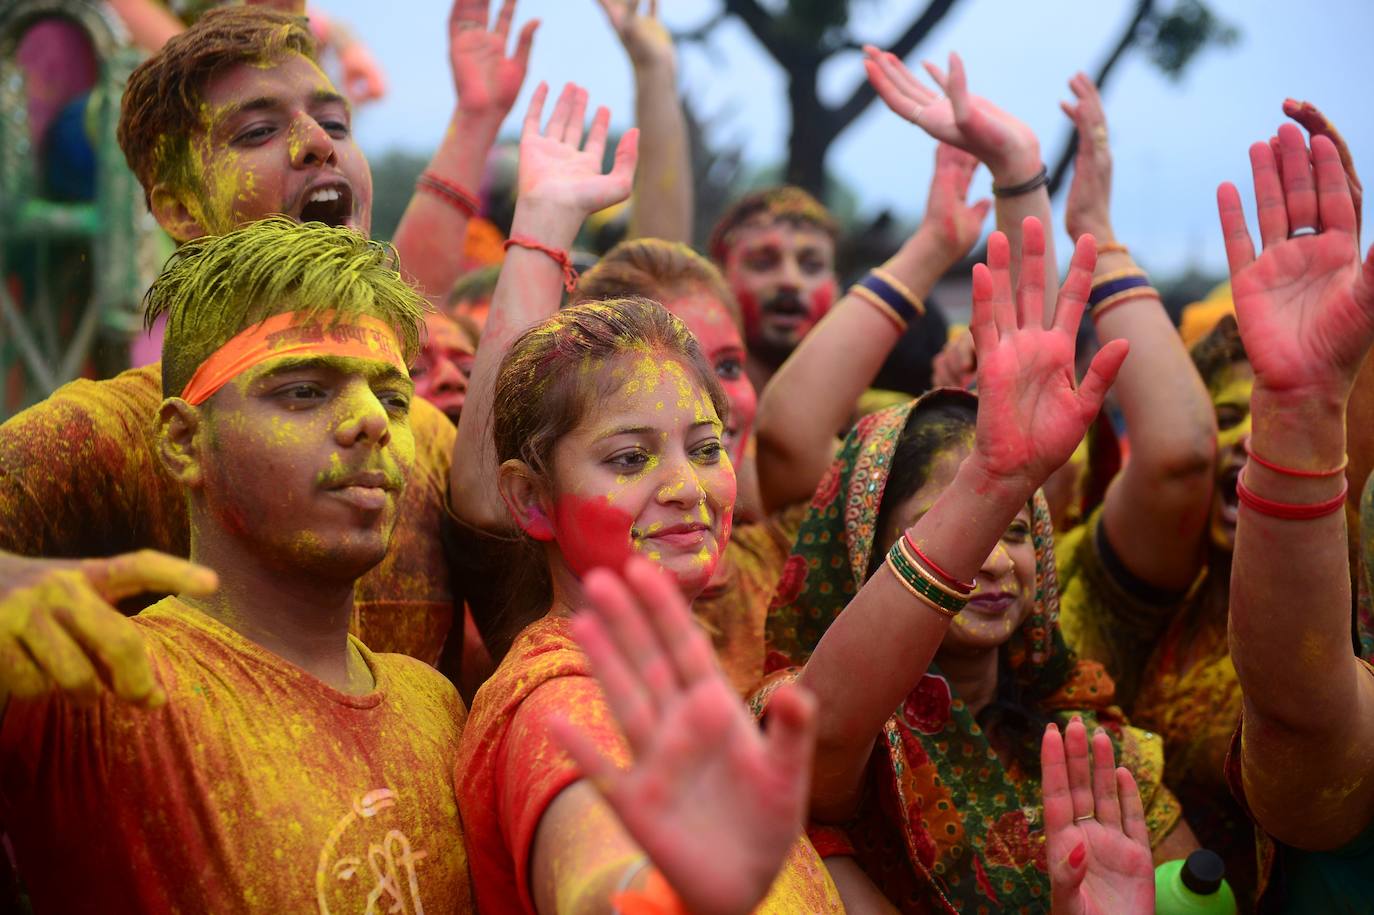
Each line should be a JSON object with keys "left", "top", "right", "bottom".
{"left": 1046, "top": 0, "right": 1157, "bottom": 198}
{"left": 670, "top": 10, "right": 728, "bottom": 46}
{"left": 831, "top": 0, "right": 959, "bottom": 132}
{"left": 721, "top": 0, "right": 786, "bottom": 60}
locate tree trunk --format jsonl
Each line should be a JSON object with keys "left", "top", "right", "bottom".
{"left": 783, "top": 58, "right": 833, "bottom": 195}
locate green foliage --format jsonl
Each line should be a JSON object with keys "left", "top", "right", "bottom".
{"left": 1145, "top": 0, "right": 1239, "bottom": 79}
{"left": 366, "top": 148, "right": 429, "bottom": 242}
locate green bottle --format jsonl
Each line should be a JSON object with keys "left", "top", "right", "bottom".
{"left": 1155, "top": 850, "right": 1237, "bottom": 915}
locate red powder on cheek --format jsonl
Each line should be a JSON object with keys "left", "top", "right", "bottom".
{"left": 808, "top": 280, "right": 837, "bottom": 321}
{"left": 736, "top": 288, "right": 764, "bottom": 340}
{"left": 553, "top": 493, "right": 636, "bottom": 577}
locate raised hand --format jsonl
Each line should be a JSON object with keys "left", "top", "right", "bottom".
{"left": 1042, "top": 718, "right": 1155, "bottom": 915}
{"left": 1281, "top": 98, "right": 1362, "bottom": 237}
{"left": 0, "top": 550, "right": 218, "bottom": 708}
{"left": 1218, "top": 126, "right": 1374, "bottom": 403}
{"left": 1060, "top": 72, "right": 1114, "bottom": 243}
{"left": 516, "top": 82, "right": 639, "bottom": 221}
{"left": 596, "top": 0, "right": 675, "bottom": 70}
{"left": 931, "top": 328, "right": 977, "bottom": 389}
{"left": 449, "top": 0, "right": 538, "bottom": 121}
{"left": 551, "top": 556, "right": 817, "bottom": 915}
{"left": 863, "top": 47, "right": 1040, "bottom": 183}
{"left": 967, "top": 218, "right": 1129, "bottom": 492}
{"left": 917, "top": 143, "right": 991, "bottom": 265}
{"left": 337, "top": 39, "right": 387, "bottom": 105}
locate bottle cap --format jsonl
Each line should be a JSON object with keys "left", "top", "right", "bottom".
{"left": 1181, "top": 849, "right": 1226, "bottom": 895}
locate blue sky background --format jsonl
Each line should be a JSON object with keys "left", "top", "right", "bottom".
{"left": 324, "top": 0, "right": 1374, "bottom": 276}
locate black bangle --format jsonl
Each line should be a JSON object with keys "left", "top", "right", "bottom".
{"left": 992, "top": 165, "right": 1049, "bottom": 198}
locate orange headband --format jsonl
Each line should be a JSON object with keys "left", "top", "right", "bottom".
{"left": 179, "top": 311, "right": 407, "bottom": 405}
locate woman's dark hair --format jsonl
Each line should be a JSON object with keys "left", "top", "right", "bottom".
{"left": 867, "top": 394, "right": 1049, "bottom": 771}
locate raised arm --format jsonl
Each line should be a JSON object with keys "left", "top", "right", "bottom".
{"left": 799, "top": 220, "right": 1128, "bottom": 819}
{"left": 1221, "top": 125, "right": 1374, "bottom": 849}
{"left": 391, "top": 0, "right": 537, "bottom": 302}
{"left": 1061, "top": 73, "right": 1216, "bottom": 590}
{"left": 540, "top": 557, "right": 818, "bottom": 915}
{"left": 864, "top": 47, "right": 1057, "bottom": 302}
{"left": 754, "top": 142, "right": 988, "bottom": 513}
{"left": 596, "top": 0, "right": 693, "bottom": 244}
{"left": 450, "top": 85, "right": 638, "bottom": 528}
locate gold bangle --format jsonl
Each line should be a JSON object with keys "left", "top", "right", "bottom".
{"left": 1092, "top": 286, "right": 1159, "bottom": 319}
{"left": 850, "top": 284, "right": 909, "bottom": 332}
{"left": 896, "top": 537, "right": 970, "bottom": 602}
{"left": 1096, "top": 242, "right": 1129, "bottom": 255}
{"left": 885, "top": 557, "right": 960, "bottom": 618}
{"left": 870, "top": 268, "right": 926, "bottom": 317}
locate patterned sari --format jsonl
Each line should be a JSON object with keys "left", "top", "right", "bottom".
{"left": 757, "top": 395, "right": 1181, "bottom": 914}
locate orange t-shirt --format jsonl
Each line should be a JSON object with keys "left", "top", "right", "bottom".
{"left": 0, "top": 597, "right": 472, "bottom": 913}
{"left": 0, "top": 363, "right": 458, "bottom": 664}
{"left": 454, "top": 613, "right": 844, "bottom": 915}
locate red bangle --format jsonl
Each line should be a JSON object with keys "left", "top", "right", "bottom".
{"left": 416, "top": 172, "right": 480, "bottom": 218}
{"left": 1235, "top": 473, "right": 1348, "bottom": 521}
{"left": 1245, "top": 442, "right": 1349, "bottom": 479}
{"left": 903, "top": 532, "right": 975, "bottom": 594}
{"left": 504, "top": 235, "right": 579, "bottom": 293}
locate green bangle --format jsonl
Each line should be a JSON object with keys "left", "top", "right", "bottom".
{"left": 887, "top": 541, "right": 967, "bottom": 615}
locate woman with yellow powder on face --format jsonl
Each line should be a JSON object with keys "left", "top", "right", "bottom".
{"left": 0, "top": 219, "right": 474, "bottom": 913}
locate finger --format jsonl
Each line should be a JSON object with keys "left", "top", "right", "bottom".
{"left": 649, "top": 0, "right": 658, "bottom": 17}
{"left": 1116, "top": 766, "right": 1151, "bottom": 848}
{"left": 1089, "top": 728, "right": 1122, "bottom": 829}
{"left": 569, "top": 611, "right": 657, "bottom": 752}
{"left": 522, "top": 81, "right": 549, "bottom": 137}
{"left": 1059, "top": 99, "right": 1080, "bottom": 126}
{"left": 921, "top": 58, "right": 949, "bottom": 92}
{"left": 945, "top": 53, "right": 972, "bottom": 128}
{"left": 608, "top": 127, "right": 640, "bottom": 197}
{"left": 583, "top": 567, "right": 681, "bottom": 709}
{"left": 985, "top": 231, "right": 1015, "bottom": 334}
{"left": 1249, "top": 139, "right": 1289, "bottom": 248}
{"left": 0, "top": 636, "right": 49, "bottom": 699}
{"left": 1077, "top": 339, "right": 1130, "bottom": 413}
{"left": 1052, "top": 233, "right": 1097, "bottom": 337}
{"left": 60, "top": 579, "right": 164, "bottom": 706}
{"left": 883, "top": 51, "right": 933, "bottom": 103}
{"left": 548, "top": 714, "right": 626, "bottom": 802}
{"left": 1313, "top": 134, "right": 1359, "bottom": 237}
{"left": 494, "top": 0, "right": 516, "bottom": 41}
{"left": 1269, "top": 135, "right": 1284, "bottom": 187}
{"left": 623, "top": 557, "right": 717, "bottom": 686}
{"left": 762, "top": 683, "right": 818, "bottom": 789}
{"left": 968, "top": 198, "right": 992, "bottom": 231}
{"left": 584, "top": 106, "right": 611, "bottom": 163}
{"left": 1277, "top": 123, "right": 1319, "bottom": 232}
{"left": 1064, "top": 717, "right": 1096, "bottom": 820}
{"left": 969, "top": 263, "right": 998, "bottom": 355}
{"left": 1016, "top": 216, "right": 1046, "bottom": 328}
{"left": 82, "top": 550, "right": 217, "bottom": 604}
{"left": 562, "top": 86, "right": 589, "bottom": 147}
{"left": 1039, "top": 722, "right": 1074, "bottom": 831}
{"left": 1216, "top": 182, "right": 1257, "bottom": 275}
{"left": 512, "top": 19, "right": 538, "bottom": 71}
{"left": 450, "top": 0, "right": 485, "bottom": 32}
{"left": 20, "top": 596, "right": 98, "bottom": 702}
{"left": 545, "top": 82, "right": 578, "bottom": 139}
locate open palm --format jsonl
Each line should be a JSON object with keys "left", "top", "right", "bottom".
{"left": 1042, "top": 719, "right": 1155, "bottom": 915}
{"left": 516, "top": 82, "right": 638, "bottom": 218}
{"left": 449, "top": 0, "right": 537, "bottom": 119}
{"left": 1220, "top": 126, "right": 1374, "bottom": 401}
{"left": 970, "top": 219, "right": 1128, "bottom": 490}
{"left": 552, "top": 558, "right": 816, "bottom": 915}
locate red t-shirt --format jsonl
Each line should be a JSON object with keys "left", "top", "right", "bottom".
{"left": 0, "top": 597, "right": 473, "bottom": 913}
{"left": 455, "top": 614, "right": 843, "bottom": 915}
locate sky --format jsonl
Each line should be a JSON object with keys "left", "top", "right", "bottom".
{"left": 322, "top": 0, "right": 1374, "bottom": 276}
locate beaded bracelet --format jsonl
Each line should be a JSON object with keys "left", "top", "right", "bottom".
{"left": 887, "top": 541, "right": 967, "bottom": 616}
{"left": 1235, "top": 473, "right": 1348, "bottom": 521}
{"left": 504, "top": 235, "right": 580, "bottom": 292}
{"left": 416, "top": 172, "right": 480, "bottom": 217}
{"left": 992, "top": 164, "right": 1049, "bottom": 198}
{"left": 850, "top": 269, "right": 925, "bottom": 331}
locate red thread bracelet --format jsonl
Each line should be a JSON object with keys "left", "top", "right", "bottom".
{"left": 1245, "top": 442, "right": 1349, "bottom": 479}
{"left": 416, "top": 172, "right": 480, "bottom": 218}
{"left": 1235, "top": 474, "right": 1348, "bottom": 521}
{"left": 903, "top": 532, "right": 975, "bottom": 594}
{"left": 504, "top": 235, "right": 579, "bottom": 292}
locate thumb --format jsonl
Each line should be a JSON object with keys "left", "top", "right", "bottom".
{"left": 1077, "top": 338, "right": 1129, "bottom": 415}
{"left": 82, "top": 551, "right": 218, "bottom": 603}
{"left": 607, "top": 128, "right": 640, "bottom": 200}
{"left": 762, "top": 684, "right": 818, "bottom": 793}
{"left": 1051, "top": 840, "right": 1089, "bottom": 912}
